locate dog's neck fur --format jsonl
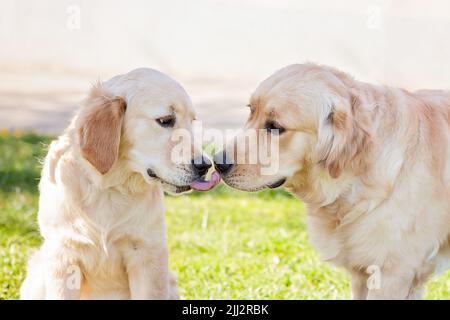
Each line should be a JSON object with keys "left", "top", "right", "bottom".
{"left": 285, "top": 84, "right": 413, "bottom": 223}
{"left": 286, "top": 161, "right": 358, "bottom": 213}
{"left": 67, "top": 118, "right": 150, "bottom": 193}
{"left": 285, "top": 81, "right": 446, "bottom": 233}
{"left": 43, "top": 143, "right": 163, "bottom": 255}
{"left": 44, "top": 127, "right": 164, "bottom": 234}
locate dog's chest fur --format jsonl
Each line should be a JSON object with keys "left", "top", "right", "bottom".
{"left": 78, "top": 186, "right": 165, "bottom": 280}
{"left": 39, "top": 149, "right": 167, "bottom": 298}
{"left": 287, "top": 162, "right": 450, "bottom": 275}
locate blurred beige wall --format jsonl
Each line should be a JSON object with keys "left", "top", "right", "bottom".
{"left": 0, "top": 0, "right": 449, "bottom": 132}
{"left": 1, "top": 0, "right": 449, "bottom": 87}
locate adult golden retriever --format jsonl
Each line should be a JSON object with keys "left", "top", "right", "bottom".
{"left": 20, "top": 68, "right": 217, "bottom": 299}
{"left": 214, "top": 63, "right": 450, "bottom": 299}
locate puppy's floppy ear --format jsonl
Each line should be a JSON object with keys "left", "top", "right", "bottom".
{"left": 78, "top": 84, "right": 127, "bottom": 174}
{"left": 315, "top": 93, "right": 369, "bottom": 178}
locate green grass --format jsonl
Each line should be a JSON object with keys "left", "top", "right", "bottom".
{"left": 0, "top": 133, "right": 449, "bottom": 299}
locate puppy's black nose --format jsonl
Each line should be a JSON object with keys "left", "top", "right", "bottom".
{"left": 213, "top": 152, "right": 234, "bottom": 175}
{"left": 191, "top": 156, "right": 212, "bottom": 176}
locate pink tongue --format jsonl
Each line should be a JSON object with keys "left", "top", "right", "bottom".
{"left": 190, "top": 171, "right": 221, "bottom": 191}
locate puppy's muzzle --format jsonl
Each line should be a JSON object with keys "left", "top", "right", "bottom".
{"left": 191, "top": 156, "right": 212, "bottom": 176}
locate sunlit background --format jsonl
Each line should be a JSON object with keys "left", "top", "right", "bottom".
{"left": 1, "top": 0, "right": 449, "bottom": 132}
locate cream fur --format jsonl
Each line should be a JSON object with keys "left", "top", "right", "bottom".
{"left": 220, "top": 63, "right": 450, "bottom": 299}
{"left": 20, "top": 68, "right": 202, "bottom": 299}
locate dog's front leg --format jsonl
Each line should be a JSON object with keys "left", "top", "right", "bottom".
{"left": 366, "top": 268, "right": 416, "bottom": 300}
{"left": 44, "top": 248, "right": 82, "bottom": 300}
{"left": 350, "top": 270, "right": 368, "bottom": 300}
{"left": 125, "top": 245, "right": 171, "bottom": 299}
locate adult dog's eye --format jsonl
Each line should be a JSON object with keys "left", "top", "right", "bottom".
{"left": 156, "top": 115, "right": 175, "bottom": 128}
{"left": 265, "top": 120, "right": 285, "bottom": 134}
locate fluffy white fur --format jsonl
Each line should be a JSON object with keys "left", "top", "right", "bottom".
{"left": 20, "top": 68, "right": 204, "bottom": 299}
{"left": 218, "top": 63, "right": 450, "bottom": 299}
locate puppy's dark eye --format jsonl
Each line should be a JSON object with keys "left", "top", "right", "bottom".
{"left": 265, "top": 120, "right": 285, "bottom": 134}
{"left": 156, "top": 115, "right": 176, "bottom": 128}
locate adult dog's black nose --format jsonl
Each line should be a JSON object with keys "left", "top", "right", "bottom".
{"left": 213, "top": 152, "right": 234, "bottom": 175}
{"left": 191, "top": 156, "right": 212, "bottom": 176}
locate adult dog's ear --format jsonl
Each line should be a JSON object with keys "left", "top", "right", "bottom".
{"left": 78, "top": 85, "right": 127, "bottom": 174}
{"left": 315, "top": 94, "right": 369, "bottom": 178}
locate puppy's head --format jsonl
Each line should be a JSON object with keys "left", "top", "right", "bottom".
{"left": 76, "top": 68, "right": 212, "bottom": 194}
{"left": 214, "top": 64, "right": 370, "bottom": 192}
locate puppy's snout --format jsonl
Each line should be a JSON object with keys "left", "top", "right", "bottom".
{"left": 213, "top": 151, "right": 234, "bottom": 175}
{"left": 191, "top": 156, "right": 212, "bottom": 176}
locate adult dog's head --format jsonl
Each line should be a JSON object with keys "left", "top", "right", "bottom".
{"left": 75, "top": 68, "right": 213, "bottom": 194}
{"left": 214, "top": 64, "right": 370, "bottom": 192}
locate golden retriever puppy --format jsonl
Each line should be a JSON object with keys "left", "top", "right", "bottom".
{"left": 214, "top": 63, "right": 450, "bottom": 299}
{"left": 20, "top": 68, "right": 218, "bottom": 299}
